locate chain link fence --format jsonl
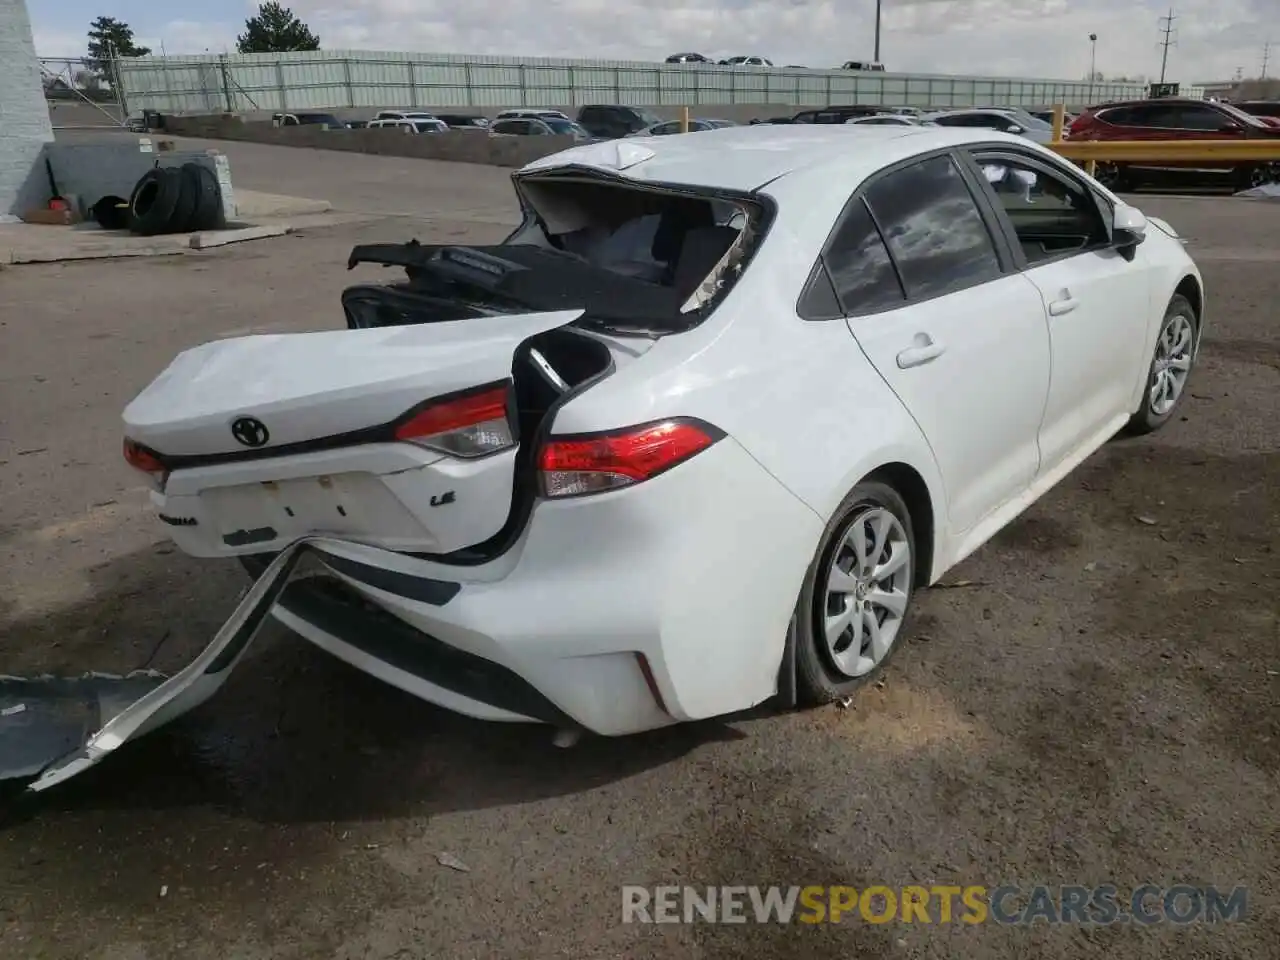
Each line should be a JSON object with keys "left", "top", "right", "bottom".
{"left": 40, "top": 57, "right": 128, "bottom": 128}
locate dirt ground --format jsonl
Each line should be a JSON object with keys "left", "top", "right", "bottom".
{"left": 1, "top": 159, "right": 1277, "bottom": 959}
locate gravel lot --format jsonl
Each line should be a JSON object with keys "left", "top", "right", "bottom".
{"left": 1, "top": 143, "right": 1277, "bottom": 959}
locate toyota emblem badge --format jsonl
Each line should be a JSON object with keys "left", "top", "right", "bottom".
{"left": 230, "top": 416, "right": 270, "bottom": 448}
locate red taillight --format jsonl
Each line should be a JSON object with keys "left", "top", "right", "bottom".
{"left": 537, "top": 418, "right": 722, "bottom": 498}
{"left": 393, "top": 383, "right": 514, "bottom": 458}
{"left": 123, "top": 438, "right": 168, "bottom": 489}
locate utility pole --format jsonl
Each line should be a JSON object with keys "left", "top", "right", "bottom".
{"left": 1088, "top": 32, "right": 1097, "bottom": 103}
{"left": 1262, "top": 41, "right": 1272, "bottom": 80}
{"left": 873, "top": 0, "right": 882, "bottom": 64}
{"left": 1157, "top": 8, "right": 1177, "bottom": 83}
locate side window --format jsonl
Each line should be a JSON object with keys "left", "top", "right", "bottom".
{"left": 1178, "top": 106, "right": 1227, "bottom": 131}
{"left": 1096, "top": 107, "right": 1132, "bottom": 126}
{"left": 864, "top": 155, "right": 1002, "bottom": 300}
{"left": 1143, "top": 106, "right": 1181, "bottom": 128}
{"left": 823, "top": 199, "right": 905, "bottom": 314}
{"left": 793, "top": 112, "right": 816, "bottom": 123}
{"left": 653, "top": 121, "right": 679, "bottom": 135}
{"left": 972, "top": 153, "right": 1108, "bottom": 264}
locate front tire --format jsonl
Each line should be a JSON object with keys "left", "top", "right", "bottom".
{"left": 1125, "top": 293, "right": 1198, "bottom": 436}
{"left": 794, "top": 481, "right": 917, "bottom": 706}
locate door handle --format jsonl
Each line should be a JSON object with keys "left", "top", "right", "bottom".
{"left": 1048, "top": 297, "right": 1079, "bottom": 316}
{"left": 896, "top": 335, "right": 946, "bottom": 369}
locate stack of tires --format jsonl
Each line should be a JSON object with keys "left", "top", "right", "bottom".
{"left": 126, "top": 163, "right": 226, "bottom": 237}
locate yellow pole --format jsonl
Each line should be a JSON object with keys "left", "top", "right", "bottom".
{"left": 1051, "top": 103, "right": 1065, "bottom": 142}
{"left": 679, "top": 106, "right": 690, "bottom": 133}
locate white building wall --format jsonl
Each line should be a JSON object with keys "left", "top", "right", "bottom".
{"left": 0, "top": 0, "right": 55, "bottom": 219}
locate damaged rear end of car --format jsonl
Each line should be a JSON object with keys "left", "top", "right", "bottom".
{"left": 124, "top": 164, "right": 770, "bottom": 567}
{"left": 67, "top": 157, "right": 782, "bottom": 757}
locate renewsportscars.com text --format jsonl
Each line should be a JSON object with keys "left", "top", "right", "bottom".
{"left": 621, "top": 884, "right": 1248, "bottom": 925}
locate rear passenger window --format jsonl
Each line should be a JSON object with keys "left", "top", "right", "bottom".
{"left": 824, "top": 199, "right": 905, "bottom": 314}
{"left": 864, "top": 156, "right": 1001, "bottom": 300}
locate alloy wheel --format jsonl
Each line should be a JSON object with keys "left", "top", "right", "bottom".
{"left": 822, "top": 507, "right": 912, "bottom": 678}
{"left": 1150, "top": 311, "right": 1194, "bottom": 417}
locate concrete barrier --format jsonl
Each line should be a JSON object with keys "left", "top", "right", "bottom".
{"left": 161, "top": 114, "right": 577, "bottom": 167}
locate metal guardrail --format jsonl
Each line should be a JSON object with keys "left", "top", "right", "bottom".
{"left": 1049, "top": 140, "right": 1280, "bottom": 162}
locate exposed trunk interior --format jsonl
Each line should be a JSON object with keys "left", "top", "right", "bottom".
{"left": 339, "top": 279, "right": 617, "bottom": 563}
{"left": 316, "top": 174, "right": 764, "bottom": 561}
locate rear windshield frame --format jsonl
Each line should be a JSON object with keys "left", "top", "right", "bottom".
{"left": 507, "top": 166, "right": 778, "bottom": 335}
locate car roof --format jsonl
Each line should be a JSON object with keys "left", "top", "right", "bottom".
{"left": 1094, "top": 97, "right": 1213, "bottom": 109}
{"left": 518, "top": 124, "right": 1039, "bottom": 192}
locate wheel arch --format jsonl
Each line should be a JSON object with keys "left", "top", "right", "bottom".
{"left": 1174, "top": 273, "right": 1201, "bottom": 317}
{"left": 775, "top": 455, "right": 945, "bottom": 709}
{"left": 863, "top": 461, "right": 937, "bottom": 590}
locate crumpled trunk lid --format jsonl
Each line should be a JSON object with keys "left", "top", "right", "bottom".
{"left": 124, "top": 311, "right": 582, "bottom": 458}
{"left": 122, "top": 310, "right": 585, "bottom": 558}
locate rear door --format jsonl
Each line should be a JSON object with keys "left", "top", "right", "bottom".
{"left": 829, "top": 153, "right": 1052, "bottom": 535}
{"left": 963, "top": 147, "right": 1151, "bottom": 475}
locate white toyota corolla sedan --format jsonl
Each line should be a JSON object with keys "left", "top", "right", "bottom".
{"left": 122, "top": 124, "right": 1204, "bottom": 740}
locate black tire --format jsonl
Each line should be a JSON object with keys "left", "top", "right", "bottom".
{"left": 185, "top": 162, "right": 226, "bottom": 231}
{"left": 794, "top": 481, "right": 917, "bottom": 706}
{"left": 128, "top": 167, "right": 182, "bottom": 236}
{"left": 1235, "top": 163, "right": 1272, "bottom": 191}
{"left": 166, "top": 165, "right": 199, "bottom": 234}
{"left": 1125, "top": 293, "right": 1199, "bottom": 436}
{"left": 1095, "top": 162, "right": 1133, "bottom": 192}
{"left": 90, "top": 194, "right": 130, "bottom": 230}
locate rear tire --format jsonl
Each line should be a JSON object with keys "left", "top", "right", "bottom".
{"left": 1125, "top": 293, "right": 1198, "bottom": 436}
{"left": 128, "top": 168, "right": 182, "bottom": 236}
{"left": 794, "top": 481, "right": 917, "bottom": 706}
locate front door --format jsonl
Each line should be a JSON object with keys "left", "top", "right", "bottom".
{"left": 965, "top": 148, "right": 1151, "bottom": 475}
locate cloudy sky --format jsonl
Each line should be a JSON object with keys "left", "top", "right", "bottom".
{"left": 27, "top": 0, "right": 1272, "bottom": 82}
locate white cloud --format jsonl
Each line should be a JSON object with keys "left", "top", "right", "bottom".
{"left": 30, "top": 0, "right": 1274, "bottom": 83}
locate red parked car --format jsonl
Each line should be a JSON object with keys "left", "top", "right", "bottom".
{"left": 1067, "top": 97, "right": 1280, "bottom": 191}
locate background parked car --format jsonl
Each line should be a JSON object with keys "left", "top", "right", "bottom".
{"left": 791, "top": 105, "right": 883, "bottom": 123}
{"left": 665, "top": 52, "right": 712, "bottom": 63}
{"left": 273, "top": 112, "right": 349, "bottom": 129}
{"left": 628, "top": 117, "right": 738, "bottom": 136}
{"left": 845, "top": 114, "right": 924, "bottom": 126}
{"left": 840, "top": 61, "right": 886, "bottom": 71}
{"left": 720, "top": 56, "right": 772, "bottom": 66}
{"left": 1068, "top": 97, "right": 1280, "bottom": 190}
{"left": 1029, "top": 109, "right": 1077, "bottom": 127}
{"left": 489, "top": 116, "right": 596, "bottom": 141}
{"left": 367, "top": 117, "right": 448, "bottom": 134}
{"left": 577, "top": 104, "right": 664, "bottom": 138}
{"left": 922, "top": 108, "right": 1055, "bottom": 144}
{"left": 495, "top": 108, "right": 571, "bottom": 122}
{"left": 373, "top": 110, "right": 442, "bottom": 125}
{"left": 435, "top": 113, "right": 490, "bottom": 130}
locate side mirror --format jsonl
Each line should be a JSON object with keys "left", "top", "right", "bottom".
{"left": 1005, "top": 124, "right": 1024, "bottom": 134}
{"left": 1112, "top": 203, "right": 1147, "bottom": 257}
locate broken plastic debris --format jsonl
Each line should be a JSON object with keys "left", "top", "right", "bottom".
{"left": 0, "top": 537, "right": 387, "bottom": 794}
{"left": 437, "top": 852, "right": 471, "bottom": 872}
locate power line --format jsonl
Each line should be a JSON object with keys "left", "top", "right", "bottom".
{"left": 1157, "top": 8, "right": 1177, "bottom": 83}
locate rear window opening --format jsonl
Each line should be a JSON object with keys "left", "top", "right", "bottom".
{"left": 505, "top": 173, "right": 765, "bottom": 324}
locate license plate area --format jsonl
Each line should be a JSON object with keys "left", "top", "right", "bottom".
{"left": 200, "top": 472, "right": 428, "bottom": 546}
